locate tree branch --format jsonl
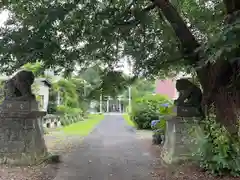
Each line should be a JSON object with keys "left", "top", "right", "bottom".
{"left": 223, "top": 0, "right": 240, "bottom": 14}
{"left": 115, "top": 4, "right": 156, "bottom": 26}
{"left": 223, "top": 0, "right": 240, "bottom": 23}
{"left": 143, "top": 4, "right": 156, "bottom": 11}
{"left": 152, "top": 0, "right": 200, "bottom": 62}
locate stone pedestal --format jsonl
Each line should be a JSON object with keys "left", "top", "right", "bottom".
{"left": 0, "top": 100, "right": 48, "bottom": 165}
{"left": 176, "top": 106, "right": 202, "bottom": 117}
{"left": 161, "top": 115, "right": 203, "bottom": 164}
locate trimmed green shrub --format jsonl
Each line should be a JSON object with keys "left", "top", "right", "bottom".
{"left": 130, "top": 94, "right": 172, "bottom": 129}
{"left": 47, "top": 101, "right": 57, "bottom": 114}
{"left": 60, "top": 115, "right": 69, "bottom": 126}
{"left": 57, "top": 105, "right": 83, "bottom": 115}
{"left": 60, "top": 114, "right": 84, "bottom": 126}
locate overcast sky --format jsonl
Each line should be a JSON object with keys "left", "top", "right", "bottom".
{"left": 0, "top": 10, "right": 8, "bottom": 27}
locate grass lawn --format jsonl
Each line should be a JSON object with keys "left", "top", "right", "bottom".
{"left": 122, "top": 114, "right": 136, "bottom": 127}
{"left": 62, "top": 114, "right": 104, "bottom": 136}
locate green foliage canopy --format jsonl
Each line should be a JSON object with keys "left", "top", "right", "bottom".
{"left": 0, "top": 0, "right": 224, "bottom": 77}
{"left": 121, "top": 78, "right": 155, "bottom": 101}
{"left": 22, "top": 61, "right": 45, "bottom": 77}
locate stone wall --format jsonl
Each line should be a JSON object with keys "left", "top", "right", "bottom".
{"left": 42, "top": 114, "right": 61, "bottom": 128}
{"left": 41, "top": 114, "right": 84, "bottom": 129}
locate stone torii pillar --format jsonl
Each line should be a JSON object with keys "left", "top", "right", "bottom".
{"left": 106, "top": 96, "right": 110, "bottom": 113}
{"left": 118, "top": 96, "right": 122, "bottom": 113}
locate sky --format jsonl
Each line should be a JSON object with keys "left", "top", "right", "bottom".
{"left": 0, "top": 10, "right": 8, "bottom": 27}
{"left": 0, "top": 10, "right": 131, "bottom": 75}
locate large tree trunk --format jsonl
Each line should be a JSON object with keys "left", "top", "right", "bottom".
{"left": 217, "top": 0, "right": 240, "bottom": 134}
{"left": 153, "top": 0, "right": 209, "bottom": 88}
{"left": 152, "top": 0, "right": 210, "bottom": 101}
{"left": 153, "top": 0, "right": 199, "bottom": 61}
{"left": 223, "top": 0, "right": 240, "bottom": 23}
{"left": 223, "top": 0, "right": 240, "bottom": 14}
{"left": 152, "top": 0, "right": 240, "bottom": 134}
{"left": 214, "top": 90, "right": 240, "bottom": 134}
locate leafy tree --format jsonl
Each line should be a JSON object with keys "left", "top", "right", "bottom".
{"left": 70, "top": 77, "right": 90, "bottom": 112}
{"left": 22, "top": 62, "right": 45, "bottom": 77}
{"left": 120, "top": 78, "right": 156, "bottom": 112}
{"left": 50, "top": 77, "right": 85, "bottom": 114}
{"left": 1, "top": 0, "right": 240, "bottom": 133}
{"left": 122, "top": 78, "right": 155, "bottom": 100}
{"left": 78, "top": 65, "right": 102, "bottom": 89}
{"left": 131, "top": 78, "right": 155, "bottom": 99}
{"left": 79, "top": 65, "right": 135, "bottom": 98}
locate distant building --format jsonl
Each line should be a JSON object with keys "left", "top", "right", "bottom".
{"left": 155, "top": 79, "right": 177, "bottom": 100}
{"left": 155, "top": 73, "right": 191, "bottom": 100}
{"left": 33, "top": 78, "right": 52, "bottom": 111}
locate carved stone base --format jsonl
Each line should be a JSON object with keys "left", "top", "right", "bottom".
{"left": 0, "top": 101, "right": 48, "bottom": 165}
{"left": 177, "top": 106, "right": 202, "bottom": 117}
{"left": 160, "top": 116, "right": 204, "bottom": 164}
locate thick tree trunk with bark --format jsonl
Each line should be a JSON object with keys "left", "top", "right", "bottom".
{"left": 214, "top": 90, "right": 240, "bottom": 134}
{"left": 223, "top": 0, "right": 240, "bottom": 23}
{"left": 217, "top": 0, "right": 240, "bottom": 134}
{"left": 152, "top": 0, "right": 240, "bottom": 134}
{"left": 153, "top": 0, "right": 209, "bottom": 97}
{"left": 153, "top": 0, "right": 200, "bottom": 62}
{"left": 223, "top": 0, "right": 240, "bottom": 14}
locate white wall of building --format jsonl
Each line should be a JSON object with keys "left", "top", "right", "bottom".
{"left": 33, "top": 80, "right": 50, "bottom": 111}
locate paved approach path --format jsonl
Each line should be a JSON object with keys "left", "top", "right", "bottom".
{"left": 53, "top": 115, "right": 157, "bottom": 180}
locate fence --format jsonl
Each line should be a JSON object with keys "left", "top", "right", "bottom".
{"left": 41, "top": 114, "right": 84, "bottom": 128}
{"left": 42, "top": 114, "right": 61, "bottom": 128}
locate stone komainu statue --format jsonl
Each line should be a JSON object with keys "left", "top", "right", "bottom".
{"left": 174, "top": 78, "right": 204, "bottom": 117}
{"left": 3, "top": 70, "right": 36, "bottom": 101}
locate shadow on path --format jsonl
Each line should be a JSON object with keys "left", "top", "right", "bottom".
{"left": 53, "top": 115, "right": 156, "bottom": 180}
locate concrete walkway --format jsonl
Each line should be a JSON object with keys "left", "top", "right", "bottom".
{"left": 53, "top": 115, "right": 156, "bottom": 180}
